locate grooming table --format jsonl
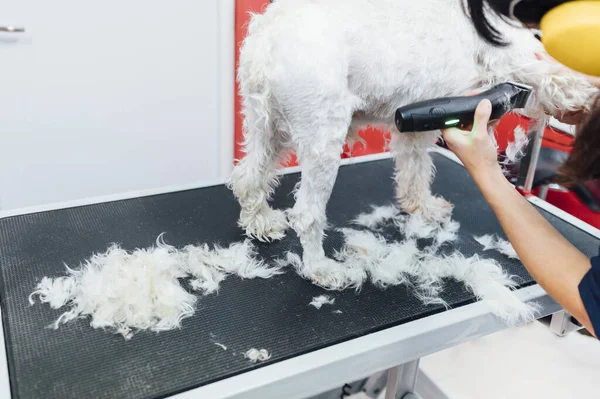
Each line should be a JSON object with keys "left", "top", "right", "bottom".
{"left": 0, "top": 149, "right": 598, "bottom": 399}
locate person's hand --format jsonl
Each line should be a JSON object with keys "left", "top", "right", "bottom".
{"left": 441, "top": 98, "right": 502, "bottom": 179}
{"left": 554, "top": 110, "right": 587, "bottom": 126}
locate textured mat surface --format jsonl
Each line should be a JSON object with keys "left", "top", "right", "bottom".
{"left": 0, "top": 153, "right": 598, "bottom": 399}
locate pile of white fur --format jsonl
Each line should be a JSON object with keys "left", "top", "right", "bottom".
{"left": 29, "top": 206, "right": 535, "bottom": 340}
{"left": 278, "top": 204, "right": 537, "bottom": 325}
{"left": 29, "top": 234, "right": 283, "bottom": 340}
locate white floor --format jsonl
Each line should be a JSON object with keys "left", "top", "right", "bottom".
{"left": 420, "top": 321, "right": 600, "bottom": 398}
{"left": 351, "top": 321, "right": 600, "bottom": 399}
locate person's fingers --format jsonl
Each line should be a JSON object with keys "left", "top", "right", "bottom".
{"left": 465, "top": 119, "right": 499, "bottom": 132}
{"left": 441, "top": 126, "right": 467, "bottom": 144}
{"left": 443, "top": 92, "right": 495, "bottom": 139}
{"left": 556, "top": 110, "right": 584, "bottom": 125}
{"left": 441, "top": 126, "right": 461, "bottom": 137}
{"left": 472, "top": 99, "right": 492, "bottom": 132}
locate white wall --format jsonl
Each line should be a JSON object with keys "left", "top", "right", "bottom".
{"left": 0, "top": 0, "right": 234, "bottom": 211}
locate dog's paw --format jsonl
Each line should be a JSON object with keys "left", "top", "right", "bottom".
{"left": 298, "top": 257, "right": 365, "bottom": 290}
{"left": 401, "top": 195, "right": 453, "bottom": 224}
{"left": 239, "top": 208, "right": 288, "bottom": 242}
{"left": 417, "top": 195, "right": 453, "bottom": 223}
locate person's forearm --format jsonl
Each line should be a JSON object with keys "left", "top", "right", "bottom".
{"left": 472, "top": 166, "right": 594, "bottom": 334}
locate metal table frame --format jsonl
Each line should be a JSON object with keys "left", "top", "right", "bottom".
{"left": 0, "top": 147, "right": 597, "bottom": 399}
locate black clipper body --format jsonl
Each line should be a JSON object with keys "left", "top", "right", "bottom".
{"left": 394, "top": 82, "right": 533, "bottom": 132}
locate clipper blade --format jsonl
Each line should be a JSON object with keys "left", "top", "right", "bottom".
{"left": 507, "top": 81, "right": 533, "bottom": 109}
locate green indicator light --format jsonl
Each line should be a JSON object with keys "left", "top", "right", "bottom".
{"left": 445, "top": 119, "right": 460, "bottom": 126}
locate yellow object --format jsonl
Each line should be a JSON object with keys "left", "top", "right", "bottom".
{"left": 540, "top": 1, "right": 600, "bottom": 77}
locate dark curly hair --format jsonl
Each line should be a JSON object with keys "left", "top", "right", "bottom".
{"left": 556, "top": 96, "right": 600, "bottom": 185}
{"left": 464, "top": 0, "right": 600, "bottom": 185}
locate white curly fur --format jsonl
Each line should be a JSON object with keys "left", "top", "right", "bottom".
{"left": 276, "top": 225, "right": 539, "bottom": 325}
{"left": 244, "top": 348, "right": 271, "bottom": 363}
{"left": 353, "top": 204, "right": 460, "bottom": 246}
{"left": 29, "top": 235, "right": 282, "bottom": 340}
{"left": 309, "top": 294, "right": 335, "bottom": 309}
{"left": 504, "top": 126, "right": 530, "bottom": 164}
{"left": 352, "top": 204, "right": 400, "bottom": 230}
{"left": 474, "top": 234, "right": 520, "bottom": 259}
{"left": 227, "top": 0, "right": 596, "bottom": 289}
{"left": 29, "top": 209, "right": 534, "bottom": 336}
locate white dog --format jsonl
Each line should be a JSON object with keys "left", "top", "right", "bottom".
{"left": 228, "top": 0, "right": 596, "bottom": 289}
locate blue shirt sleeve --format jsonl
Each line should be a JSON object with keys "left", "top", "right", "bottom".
{"left": 578, "top": 251, "right": 600, "bottom": 338}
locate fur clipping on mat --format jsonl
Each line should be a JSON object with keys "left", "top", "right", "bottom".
{"left": 29, "top": 205, "right": 533, "bottom": 339}
{"left": 181, "top": 239, "right": 283, "bottom": 295}
{"left": 352, "top": 204, "right": 400, "bottom": 230}
{"left": 278, "top": 205, "right": 537, "bottom": 325}
{"left": 343, "top": 228, "right": 537, "bottom": 324}
{"left": 335, "top": 228, "right": 420, "bottom": 288}
{"left": 244, "top": 348, "right": 271, "bottom": 363}
{"left": 29, "top": 234, "right": 281, "bottom": 340}
{"left": 352, "top": 204, "right": 460, "bottom": 246}
{"left": 29, "top": 235, "right": 196, "bottom": 340}
{"left": 416, "top": 251, "right": 539, "bottom": 324}
{"left": 279, "top": 226, "right": 538, "bottom": 325}
{"left": 309, "top": 295, "right": 335, "bottom": 309}
{"left": 474, "top": 234, "right": 520, "bottom": 259}
{"left": 214, "top": 342, "right": 228, "bottom": 350}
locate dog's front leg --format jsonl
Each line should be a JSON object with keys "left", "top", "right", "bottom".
{"left": 286, "top": 124, "right": 354, "bottom": 290}
{"left": 390, "top": 131, "right": 453, "bottom": 223}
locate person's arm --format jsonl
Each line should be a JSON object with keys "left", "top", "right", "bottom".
{"left": 474, "top": 160, "right": 593, "bottom": 334}
{"left": 442, "top": 99, "right": 595, "bottom": 335}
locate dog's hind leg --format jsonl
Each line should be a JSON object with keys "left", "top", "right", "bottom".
{"left": 390, "top": 131, "right": 453, "bottom": 223}
{"left": 228, "top": 100, "right": 288, "bottom": 242}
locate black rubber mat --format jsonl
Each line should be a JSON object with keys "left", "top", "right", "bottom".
{"left": 0, "top": 153, "right": 598, "bottom": 399}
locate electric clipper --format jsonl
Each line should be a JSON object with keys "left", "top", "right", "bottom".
{"left": 394, "top": 82, "right": 533, "bottom": 132}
